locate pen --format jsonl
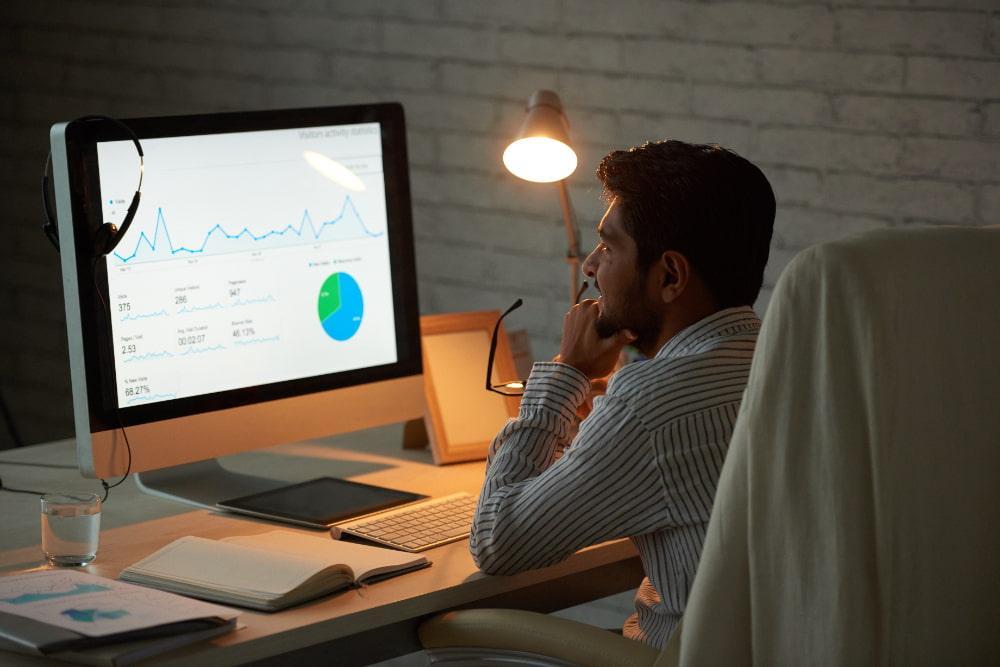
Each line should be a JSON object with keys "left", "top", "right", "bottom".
{"left": 574, "top": 281, "right": 589, "bottom": 304}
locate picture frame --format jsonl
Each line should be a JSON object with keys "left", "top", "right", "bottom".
{"left": 419, "top": 311, "right": 522, "bottom": 464}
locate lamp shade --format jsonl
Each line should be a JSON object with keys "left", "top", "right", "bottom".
{"left": 502, "top": 90, "right": 577, "bottom": 183}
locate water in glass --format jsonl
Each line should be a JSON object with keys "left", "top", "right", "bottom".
{"left": 40, "top": 493, "right": 101, "bottom": 566}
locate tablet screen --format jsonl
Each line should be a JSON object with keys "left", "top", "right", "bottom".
{"left": 218, "top": 477, "right": 426, "bottom": 527}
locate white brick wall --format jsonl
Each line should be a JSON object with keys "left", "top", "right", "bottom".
{"left": 1, "top": 0, "right": 998, "bottom": 446}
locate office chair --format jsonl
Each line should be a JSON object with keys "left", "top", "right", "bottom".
{"left": 419, "top": 226, "right": 1000, "bottom": 665}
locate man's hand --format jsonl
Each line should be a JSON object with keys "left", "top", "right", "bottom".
{"left": 555, "top": 299, "right": 636, "bottom": 380}
{"left": 576, "top": 376, "right": 610, "bottom": 421}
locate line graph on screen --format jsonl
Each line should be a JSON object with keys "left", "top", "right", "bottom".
{"left": 113, "top": 196, "right": 381, "bottom": 264}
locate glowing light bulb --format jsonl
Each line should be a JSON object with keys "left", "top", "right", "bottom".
{"left": 502, "top": 137, "right": 577, "bottom": 183}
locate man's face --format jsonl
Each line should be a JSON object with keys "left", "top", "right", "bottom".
{"left": 581, "top": 200, "right": 662, "bottom": 351}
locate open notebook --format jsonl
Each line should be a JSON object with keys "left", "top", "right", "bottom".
{"left": 119, "top": 531, "right": 429, "bottom": 612}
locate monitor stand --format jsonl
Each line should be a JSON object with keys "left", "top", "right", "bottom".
{"left": 135, "top": 459, "right": 289, "bottom": 510}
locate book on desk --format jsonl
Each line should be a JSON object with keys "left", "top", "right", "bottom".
{"left": 119, "top": 530, "right": 430, "bottom": 612}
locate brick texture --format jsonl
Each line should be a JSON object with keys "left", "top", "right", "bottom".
{"left": 0, "top": 0, "right": 998, "bottom": 447}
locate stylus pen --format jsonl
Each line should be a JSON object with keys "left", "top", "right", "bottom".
{"left": 574, "top": 281, "right": 590, "bottom": 305}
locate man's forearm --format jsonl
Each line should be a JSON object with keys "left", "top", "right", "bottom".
{"left": 482, "top": 362, "right": 589, "bottom": 490}
{"left": 471, "top": 362, "right": 590, "bottom": 572}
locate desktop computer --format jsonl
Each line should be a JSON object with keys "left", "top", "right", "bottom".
{"left": 48, "top": 104, "right": 427, "bottom": 511}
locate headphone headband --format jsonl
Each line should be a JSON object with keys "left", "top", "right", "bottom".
{"left": 42, "top": 114, "right": 144, "bottom": 256}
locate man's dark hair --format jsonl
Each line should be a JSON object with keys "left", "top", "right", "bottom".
{"left": 596, "top": 140, "right": 775, "bottom": 308}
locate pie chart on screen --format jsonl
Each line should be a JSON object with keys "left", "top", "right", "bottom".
{"left": 317, "top": 272, "right": 364, "bottom": 341}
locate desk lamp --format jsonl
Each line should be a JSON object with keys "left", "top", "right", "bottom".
{"left": 502, "top": 90, "right": 582, "bottom": 304}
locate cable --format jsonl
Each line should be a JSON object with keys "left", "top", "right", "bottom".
{"left": 91, "top": 256, "right": 133, "bottom": 503}
{"left": 29, "top": 115, "right": 141, "bottom": 500}
{"left": 100, "top": 411, "right": 132, "bottom": 503}
{"left": 0, "top": 386, "right": 25, "bottom": 448}
{"left": 0, "top": 434, "right": 90, "bottom": 499}
{"left": 0, "top": 477, "right": 48, "bottom": 496}
{"left": 0, "top": 461, "right": 77, "bottom": 469}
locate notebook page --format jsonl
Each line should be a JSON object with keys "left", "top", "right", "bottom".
{"left": 222, "top": 531, "right": 427, "bottom": 581}
{"left": 125, "top": 536, "right": 333, "bottom": 595}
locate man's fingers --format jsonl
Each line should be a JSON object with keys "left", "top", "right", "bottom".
{"left": 566, "top": 299, "right": 599, "bottom": 318}
{"left": 590, "top": 378, "right": 609, "bottom": 393}
{"left": 586, "top": 327, "right": 633, "bottom": 358}
{"left": 618, "top": 329, "right": 637, "bottom": 344}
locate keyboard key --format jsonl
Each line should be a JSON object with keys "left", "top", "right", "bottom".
{"left": 338, "top": 492, "right": 477, "bottom": 552}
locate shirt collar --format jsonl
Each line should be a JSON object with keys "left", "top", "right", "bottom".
{"left": 655, "top": 306, "right": 761, "bottom": 360}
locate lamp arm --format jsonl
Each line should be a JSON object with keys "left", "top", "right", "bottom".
{"left": 557, "top": 180, "right": 582, "bottom": 305}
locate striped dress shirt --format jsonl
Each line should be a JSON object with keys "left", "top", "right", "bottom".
{"left": 470, "top": 306, "right": 761, "bottom": 648}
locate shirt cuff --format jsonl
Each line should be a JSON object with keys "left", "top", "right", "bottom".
{"left": 519, "top": 361, "right": 591, "bottom": 424}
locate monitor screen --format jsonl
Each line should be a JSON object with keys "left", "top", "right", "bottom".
{"left": 97, "top": 122, "right": 398, "bottom": 407}
{"left": 51, "top": 105, "right": 424, "bottom": 484}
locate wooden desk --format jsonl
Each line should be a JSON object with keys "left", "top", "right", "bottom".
{"left": 0, "top": 425, "right": 642, "bottom": 666}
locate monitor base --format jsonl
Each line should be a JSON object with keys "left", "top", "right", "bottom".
{"left": 135, "top": 459, "right": 289, "bottom": 510}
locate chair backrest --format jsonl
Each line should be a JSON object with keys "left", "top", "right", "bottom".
{"left": 670, "top": 226, "right": 1000, "bottom": 665}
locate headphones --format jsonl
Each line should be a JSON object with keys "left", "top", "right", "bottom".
{"left": 42, "top": 115, "right": 144, "bottom": 256}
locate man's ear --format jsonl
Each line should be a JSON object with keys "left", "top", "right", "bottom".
{"left": 657, "top": 250, "right": 691, "bottom": 304}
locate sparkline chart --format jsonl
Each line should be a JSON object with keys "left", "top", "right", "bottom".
{"left": 113, "top": 197, "right": 382, "bottom": 264}
{"left": 99, "top": 122, "right": 399, "bottom": 407}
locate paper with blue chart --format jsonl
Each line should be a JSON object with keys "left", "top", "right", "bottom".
{"left": 0, "top": 570, "right": 238, "bottom": 637}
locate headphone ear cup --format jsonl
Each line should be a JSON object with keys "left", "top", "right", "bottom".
{"left": 94, "top": 223, "right": 119, "bottom": 256}
{"left": 41, "top": 157, "right": 60, "bottom": 252}
{"left": 99, "top": 191, "right": 141, "bottom": 256}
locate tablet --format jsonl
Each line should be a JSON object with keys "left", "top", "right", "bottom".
{"left": 217, "top": 477, "right": 427, "bottom": 529}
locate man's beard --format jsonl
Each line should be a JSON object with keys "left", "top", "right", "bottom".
{"left": 594, "top": 275, "right": 662, "bottom": 353}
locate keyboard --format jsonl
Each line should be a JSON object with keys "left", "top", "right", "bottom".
{"left": 330, "top": 492, "right": 477, "bottom": 552}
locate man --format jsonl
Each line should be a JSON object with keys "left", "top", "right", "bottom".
{"left": 469, "top": 140, "right": 775, "bottom": 648}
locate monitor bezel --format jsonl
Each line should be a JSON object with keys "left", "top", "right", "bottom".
{"left": 59, "top": 104, "right": 421, "bottom": 432}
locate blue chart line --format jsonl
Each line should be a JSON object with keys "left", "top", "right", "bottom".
{"left": 114, "top": 196, "right": 382, "bottom": 264}
{"left": 177, "top": 296, "right": 278, "bottom": 315}
{"left": 234, "top": 336, "right": 281, "bottom": 346}
{"left": 123, "top": 351, "right": 173, "bottom": 362}
{"left": 233, "top": 295, "right": 277, "bottom": 306}
{"left": 178, "top": 303, "right": 225, "bottom": 314}
{"left": 121, "top": 309, "right": 168, "bottom": 322}
{"left": 178, "top": 344, "right": 226, "bottom": 356}
{"left": 126, "top": 393, "right": 177, "bottom": 405}
{"left": 123, "top": 345, "right": 226, "bottom": 363}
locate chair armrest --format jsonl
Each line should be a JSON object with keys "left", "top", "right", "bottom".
{"left": 418, "top": 609, "right": 660, "bottom": 667}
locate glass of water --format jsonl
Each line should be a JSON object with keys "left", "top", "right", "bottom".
{"left": 40, "top": 493, "right": 101, "bottom": 566}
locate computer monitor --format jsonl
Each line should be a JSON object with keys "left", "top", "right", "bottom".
{"left": 49, "top": 104, "right": 425, "bottom": 508}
